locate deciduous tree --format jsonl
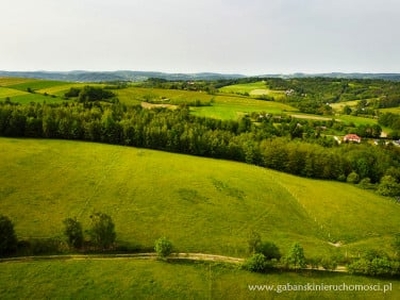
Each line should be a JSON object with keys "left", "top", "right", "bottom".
{"left": 0, "top": 214, "right": 17, "bottom": 256}
{"left": 89, "top": 212, "right": 116, "bottom": 250}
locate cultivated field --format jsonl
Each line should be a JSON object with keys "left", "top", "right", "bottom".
{"left": 1, "top": 138, "right": 399, "bottom": 259}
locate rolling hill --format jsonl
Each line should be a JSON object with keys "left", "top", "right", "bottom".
{"left": 1, "top": 138, "right": 399, "bottom": 259}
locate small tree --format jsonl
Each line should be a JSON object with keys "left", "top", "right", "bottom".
{"left": 0, "top": 214, "right": 18, "bottom": 256}
{"left": 377, "top": 175, "right": 400, "bottom": 197}
{"left": 154, "top": 237, "right": 173, "bottom": 259}
{"left": 320, "top": 257, "right": 337, "bottom": 271}
{"left": 63, "top": 217, "right": 83, "bottom": 249}
{"left": 392, "top": 234, "right": 400, "bottom": 259}
{"left": 243, "top": 253, "right": 268, "bottom": 273}
{"left": 256, "top": 241, "right": 281, "bottom": 260}
{"left": 89, "top": 212, "right": 116, "bottom": 250}
{"left": 247, "top": 230, "right": 261, "bottom": 254}
{"left": 346, "top": 171, "right": 360, "bottom": 184}
{"left": 287, "top": 242, "right": 306, "bottom": 270}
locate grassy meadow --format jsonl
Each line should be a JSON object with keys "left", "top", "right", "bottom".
{"left": 0, "top": 259, "right": 398, "bottom": 300}
{"left": 218, "top": 81, "right": 286, "bottom": 100}
{"left": 1, "top": 138, "right": 399, "bottom": 259}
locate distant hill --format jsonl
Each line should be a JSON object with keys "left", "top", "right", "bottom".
{"left": 1, "top": 70, "right": 400, "bottom": 82}
{"left": 0, "top": 70, "right": 246, "bottom": 82}
{"left": 260, "top": 72, "right": 400, "bottom": 81}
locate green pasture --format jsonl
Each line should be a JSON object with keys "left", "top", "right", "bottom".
{"left": 116, "top": 87, "right": 215, "bottom": 106}
{"left": 191, "top": 96, "right": 297, "bottom": 119}
{"left": 335, "top": 115, "right": 378, "bottom": 126}
{"left": 330, "top": 100, "right": 361, "bottom": 112}
{"left": 7, "top": 80, "right": 70, "bottom": 92}
{"left": 219, "top": 81, "right": 286, "bottom": 99}
{"left": 0, "top": 86, "right": 62, "bottom": 104}
{"left": 380, "top": 107, "right": 400, "bottom": 114}
{"left": 0, "top": 87, "right": 28, "bottom": 98}
{"left": 0, "top": 260, "right": 398, "bottom": 299}
{"left": 0, "top": 77, "right": 36, "bottom": 87}
{"left": 36, "top": 83, "right": 90, "bottom": 97}
{"left": 12, "top": 93, "right": 63, "bottom": 104}
{"left": 1, "top": 138, "right": 399, "bottom": 259}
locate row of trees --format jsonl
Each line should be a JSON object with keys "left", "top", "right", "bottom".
{"left": 379, "top": 112, "right": 400, "bottom": 131}
{"left": 1, "top": 100, "right": 400, "bottom": 194}
{"left": 244, "top": 231, "right": 400, "bottom": 277}
{"left": 1, "top": 213, "right": 173, "bottom": 259}
{"left": 63, "top": 212, "right": 116, "bottom": 250}
{"left": 3, "top": 213, "right": 400, "bottom": 277}
{"left": 0, "top": 212, "right": 117, "bottom": 256}
{"left": 64, "top": 86, "right": 117, "bottom": 103}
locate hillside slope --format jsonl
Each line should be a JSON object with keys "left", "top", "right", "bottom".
{"left": 0, "top": 138, "right": 399, "bottom": 257}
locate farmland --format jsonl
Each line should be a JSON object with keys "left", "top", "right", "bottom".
{"left": 0, "top": 76, "right": 396, "bottom": 127}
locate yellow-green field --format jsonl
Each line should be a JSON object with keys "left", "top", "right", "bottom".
{"left": 1, "top": 138, "right": 399, "bottom": 259}
{"left": 36, "top": 83, "right": 92, "bottom": 97}
{"left": 219, "top": 81, "right": 286, "bottom": 99}
{"left": 329, "top": 100, "right": 361, "bottom": 112}
{"left": 0, "top": 77, "right": 36, "bottom": 86}
{"left": 0, "top": 260, "right": 398, "bottom": 300}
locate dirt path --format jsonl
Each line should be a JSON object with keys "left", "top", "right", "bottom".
{"left": 0, "top": 253, "right": 244, "bottom": 264}
{"left": 0, "top": 252, "right": 347, "bottom": 272}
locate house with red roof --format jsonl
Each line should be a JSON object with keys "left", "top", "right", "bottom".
{"left": 343, "top": 134, "right": 361, "bottom": 143}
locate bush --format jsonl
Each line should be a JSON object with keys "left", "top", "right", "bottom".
{"left": 377, "top": 175, "right": 400, "bottom": 197}
{"left": 347, "top": 171, "right": 360, "bottom": 184}
{"left": 286, "top": 242, "right": 306, "bottom": 270}
{"left": 63, "top": 217, "right": 83, "bottom": 249}
{"left": 0, "top": 214, "right": 18, "bottom": 256}
{"left": 64, "top": 87, "right": 81, "bottom": 98}
{"left": 255, "top": 241, "right": 281, "bottom": 260}
{"left": 243, "top": 253, "right": 269, "bottom": 273}
{"left": 359, "top": 177, "right": 374, "bottom": 190}
{"left": 347, "top": 250, "right": 400, "bottom": 277}
{"left": 308, "top": 257, "right": 320, "bottom": 269}
{"left": 17, "top": 238, "right": 67, "bottom": 255}
{"left": 154, "top": 237, "right": 173, "bottom": 259}
{"left": 88, "top": 212, "right": 116, "bottom": 250}
{"left": 320, "top": 257, "right": 337, "bottom": 271}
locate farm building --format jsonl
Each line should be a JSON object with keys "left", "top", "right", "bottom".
{"left": 343, "top": 134, "right": 361, "bottom": 143}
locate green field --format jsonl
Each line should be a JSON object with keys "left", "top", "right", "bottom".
{"left": 219, "top": 81, "right": 286, "bottom": 100}
{"left": 329, "top": 100, "right": 361, "bottom": 112}
{"left": 37, "top": 83, "right": 104, "bottom": 97}
{"left": 1, "top": 138, "right": 399, "bottom": 259}
{"left": 1, "top": 77, "right": 385, "bottom": 126}
{"left": 0, "top": 77, "right": 37, "bottom": 87}
{"left": 191, "top": 95, "right": 297, "bottom": 119}
{"left": 0, "top": 259, "right": 398, "bottom": 299}
{"left": 7, "top": 80, "right": 71, "bottom": 92}
{"left": 0, "top": 87, "right": 28, "bottom": 98}
{"left": 380, "top": 107, "right": 400, "bottom": 114}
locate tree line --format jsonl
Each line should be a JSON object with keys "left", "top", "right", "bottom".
{"left": 244, "top": 230, "right": 400, "bottom": 277}
{"left": 3, "top": 213, "right": 399, "bottom": 277}
{"left": 0, "top": 100, "right": 400, "bottom": 195}
{"left": 0, "top": 213, "right": 173, "bottom": 260}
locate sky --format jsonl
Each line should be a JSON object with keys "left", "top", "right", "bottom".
{"left": 1, "top": 0, "right": 400, "bottom": 75}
